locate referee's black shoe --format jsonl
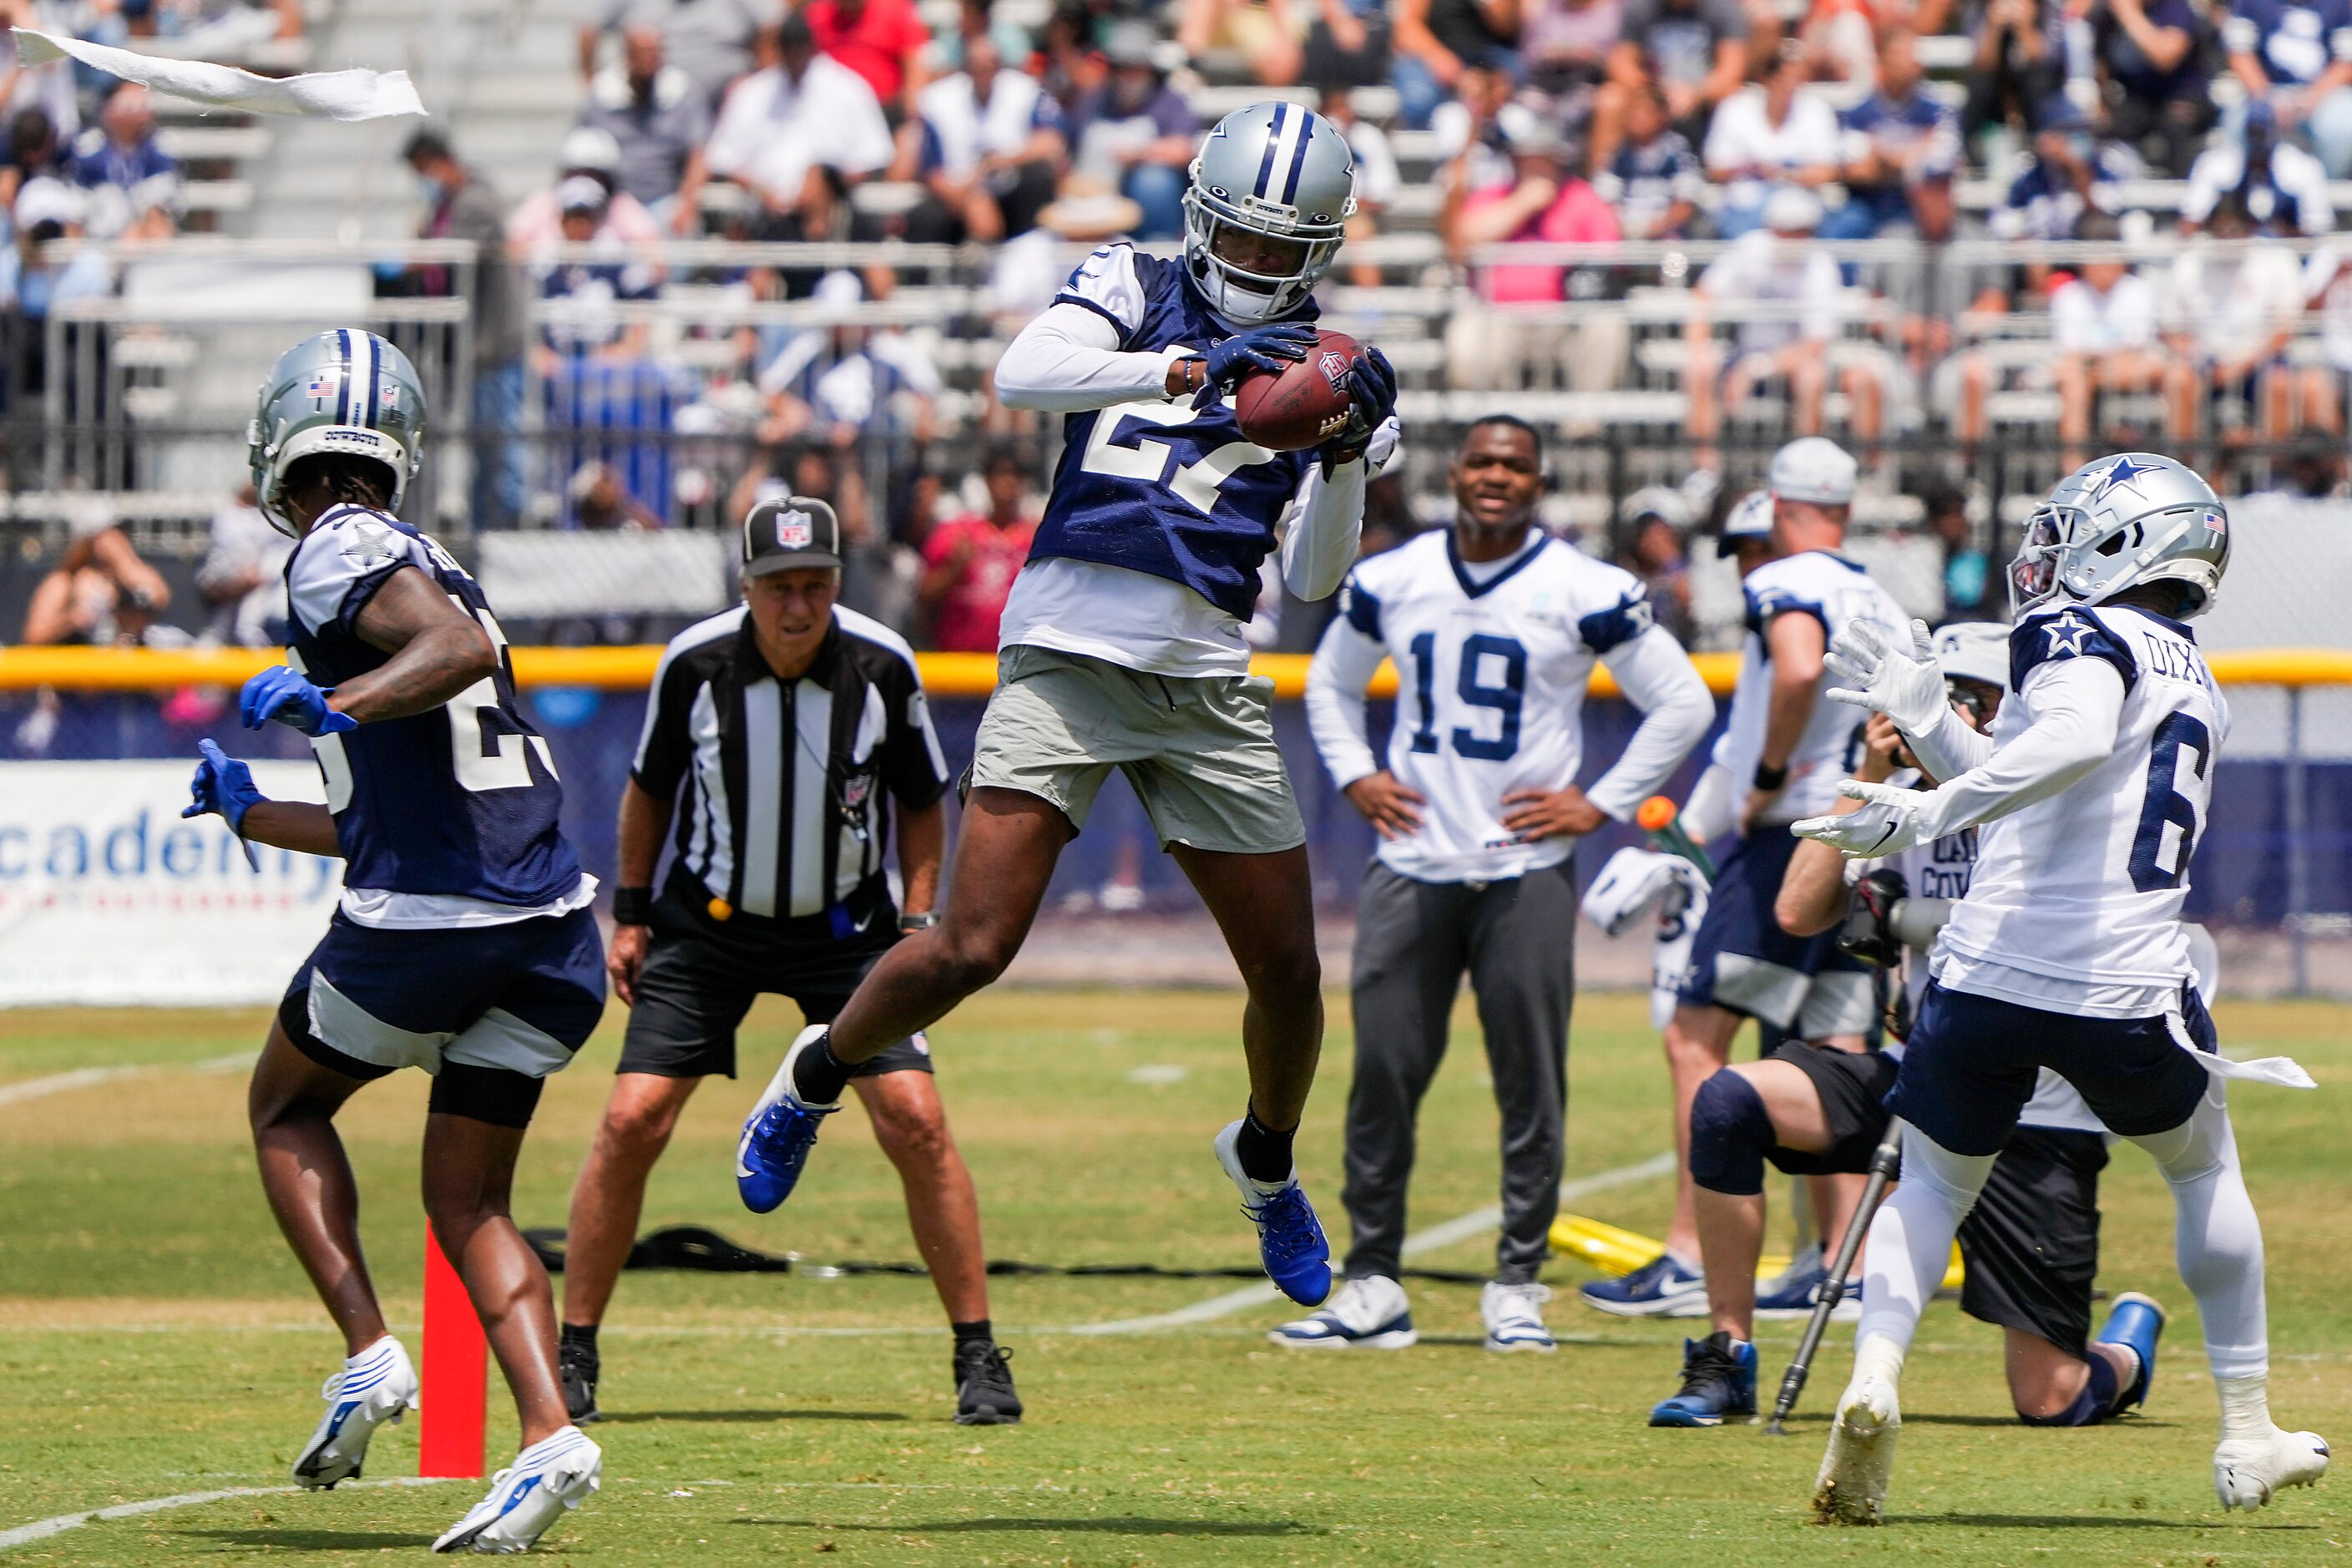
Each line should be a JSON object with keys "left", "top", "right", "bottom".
{"left": 954, "top": 1342, "right": 1022, "bottom": 1425}
{"left": 559, "top": 1338, "right": 603, "bottom": 1424}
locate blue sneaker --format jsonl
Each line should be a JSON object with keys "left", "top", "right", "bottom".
{"left": 1213, "top": 1119, "right": 1332, "bottom": 1306}
{"left": 1650, "top": 1331, "right": 1758, "bottom": 1427}
{"left": 1269, "top": 1276, "right": 1416, "bottom": 1348}
{"left": 1579, "top": 1251, "right": 1707, "bottom": 1318}
{"left": 736, "top": 1025, "right": 841, "bottom": 1214}
{"left": 2096, "top": 1291, "right": 2166, "bottom": 1414}
{"left": 1755, "top": 1242, "right": 1862, "bottom": 1323}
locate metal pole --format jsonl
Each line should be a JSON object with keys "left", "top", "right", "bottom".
{"left": 2285, "top": 684, "right": 2309, "bottom": 998}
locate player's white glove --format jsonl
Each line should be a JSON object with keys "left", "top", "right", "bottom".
{"left": 1823, "top": 617, "right": 1946, "bottom": 736}
{"left": 1790, "top": 780, "right": 1935, "bottom": 858}
{"left": 1581, "top": 846, "right": 1681, "bottom": 937}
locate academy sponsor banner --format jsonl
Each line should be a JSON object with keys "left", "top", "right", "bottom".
{"left": 0, "top": 760, "right": 341, "bottom": 1006}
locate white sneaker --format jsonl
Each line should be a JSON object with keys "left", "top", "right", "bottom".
{"left": 432, "top": 1426, "right": 602, "bottom": 1554}
{"left": 291, "top": 1336, "right": 418, "bottom": 1490}
{"left": 1813, "top": 1373, "right": 1901, "bottom": 1525}
{"left": 1481, "top": 1281, "right": 1556, "bottom": 1353}
{"left": 2215, "top": 1427, "right": 2329, "bottom": 1511}
{"left": 1268, "top": 1276, "right": 1416, "bottom": 1349}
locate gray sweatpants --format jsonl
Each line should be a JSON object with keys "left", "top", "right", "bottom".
{"left": 1341, "top": 859, "right": 1576, "bottom": 1286}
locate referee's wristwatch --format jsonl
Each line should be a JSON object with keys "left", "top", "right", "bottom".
{"left": 612, "top": 886, "right": 655, "bottom": 926}
{"left": 898, "top": 911, "right": 940, "bottom": 933}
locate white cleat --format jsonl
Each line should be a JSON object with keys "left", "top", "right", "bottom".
{"left": 1480, "top": 1281, "right": 1557, "bottom": 1353}
{"left": 432, "top": 1426, "right": 602, "bottom": 1554}
{"left": 1813, "top": 1373, "right": 1901, "bottom": 1525}
{"left": 1268, "top": 1275, "right": 1417, "bottom": 1349}
{"left": 291, "top": 1336, "right": 418, "bottom": 1490}
{"left": 2215, "top": 1427, "right": 2329, "bottom": 1511}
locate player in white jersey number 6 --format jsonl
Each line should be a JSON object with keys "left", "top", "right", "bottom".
{"left": 733, "top": 102, "right": 1399, "bottom": 1306}
{"left": 182, "top": 331, "right": 604, "bottom": 1551}
{"left": 1793, "top": 453, "right": 2325, "bottom": 1524}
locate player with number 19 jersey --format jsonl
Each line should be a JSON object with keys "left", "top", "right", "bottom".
{"left": 1935, "top": 603, "right": 2226, "bottom": 1004}
{"left": 284, "top": 503, "right": 583, "bottom": 916}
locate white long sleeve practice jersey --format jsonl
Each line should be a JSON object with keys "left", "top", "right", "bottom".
{"left": 1933, "top": 603, "right": 2229, "bottom": 1012}
{"left": 1715, "top": 549, "right": 1912, "bottom": 826}
{"left": 1306, "top": 529, "right": 1714, "bottom": 883}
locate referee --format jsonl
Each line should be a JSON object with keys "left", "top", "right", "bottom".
{"left": 558, "top": 497, "right": 1019, "bottom": 1427}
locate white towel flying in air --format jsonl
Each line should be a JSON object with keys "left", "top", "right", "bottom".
{"left": 15, "top": 29, "right": 425, "bottom": 120}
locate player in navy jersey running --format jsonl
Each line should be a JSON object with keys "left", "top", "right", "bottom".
{"left": 735, "top": 101, "right": 1399, "bottom": 1306}
{"left": 182, "top": 331, "right": 604, "bottom": 1553}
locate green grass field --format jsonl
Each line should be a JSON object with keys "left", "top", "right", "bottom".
{"left": 3, "top": 989, "right": 2349, "bottom": 1565}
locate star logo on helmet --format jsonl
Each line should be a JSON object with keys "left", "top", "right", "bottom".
{"left": 2043, "top": 610, "right": 2096, "bottom": 658}
{"left": 2089, "top": 454, "right": 2157, "bottom": 499}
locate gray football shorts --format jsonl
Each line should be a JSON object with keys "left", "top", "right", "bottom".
{"left": 969, "top": 645, "right": 1306, "bottom": 856}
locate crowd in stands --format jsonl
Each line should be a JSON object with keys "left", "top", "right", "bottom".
{"left": 11, "top": 0, "right": 2352, "bottom": 660}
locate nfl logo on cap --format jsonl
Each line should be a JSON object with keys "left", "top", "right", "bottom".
{"left": 777, "top": 509, "right": 813, "bottom": 549}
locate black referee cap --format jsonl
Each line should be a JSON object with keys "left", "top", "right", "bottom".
{"left": 742, "top": 495, "right": 843, "bottom": 574}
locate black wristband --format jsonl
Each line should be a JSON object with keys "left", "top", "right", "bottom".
{"left": 612, "top": 886, "right": 655, "bottom": 926}
{"left": 1752, "top": 762, "right": 1788, "bottom": 793}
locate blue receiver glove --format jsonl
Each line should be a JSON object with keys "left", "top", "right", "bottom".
{"left": 1192, "top": 321, "right": 1319, "bottom": 408}
{"left": 184, "top": 739, "right": 266, "bottom": 868}
{"left": 240, "top": 665, "right": 357, "bottom": 736}
{"left": 1319, "top": 346, "right": 1399, "bottom": 469}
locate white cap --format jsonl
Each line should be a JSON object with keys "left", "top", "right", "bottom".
{"left": 559, "top": 125, "right": 623, "bottom": 175}
{"left": 1768, "top": 437, "right": 1857, "bottom": 505}
{"left": 812, "top": 269, "right": 864, "bottom": 306}
{"left": 1763, "top": 185, "right": 1823, "bottom": 235}
{"left": 1933, "top": 620, "right": 2010, "bottom": 690}
{"left": 1622, "top": 484, "right": 1692, "bottom": 530}
{"left": 15, "top": 175, "right": 82, "bottom": 232}
{"left": 555, "top": 174, "right": 609, "bottom": 213}
{"left": 1715, "top": 488, "right": 1773, "bottom": 556}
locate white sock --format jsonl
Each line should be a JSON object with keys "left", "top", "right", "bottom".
{"left": 1854, "top": 1127, "right": 1991, "bottom": 1354}
{"left": 2129, "top": 1095, "right": 2270, "bottom": 1383}
{"left": 1852, "top": 1332, "right": 1905, "bottom": 1390}
{"left": 2217, "top": 1374, "right": 2274, "bottom": 1443}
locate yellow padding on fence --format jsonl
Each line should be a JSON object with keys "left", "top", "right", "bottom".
{"left": 2, "top": 645, "right": 2345, "bottom": 696}
{"left": 1550, "top": 1211, "right": 1965, "bottom": 1290}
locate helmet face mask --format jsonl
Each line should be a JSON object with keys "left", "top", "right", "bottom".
{"left": 249, "top": 328, "right": 428, "bottom": 537}
{"left": 2008, "top": 453, "right": 2230, "bottom": 620}
{"left": 1183, "top": 103, "right": 1357, "bottom": 325}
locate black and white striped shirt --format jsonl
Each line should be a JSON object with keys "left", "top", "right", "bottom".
{"left": 632, "top": 605, "right": 950, "bottom": 921}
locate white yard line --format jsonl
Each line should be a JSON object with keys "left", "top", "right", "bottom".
{"left": 1064, "top": 1151, "right": 1676, "bottom": 1336}
{"left": 0, "top": 1052, "right": 252, "bottom": 1110}
{"left": 0, "top": 1476, "right": 450, "bottom": 1554}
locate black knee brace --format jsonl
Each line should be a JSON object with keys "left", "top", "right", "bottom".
{"left": 1688, "top": 1070, "right": 1773, "bottom": 1196}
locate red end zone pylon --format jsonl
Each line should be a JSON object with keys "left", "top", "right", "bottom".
{"left": 419, "top": 1223, "right": 486, "bottom": 1479}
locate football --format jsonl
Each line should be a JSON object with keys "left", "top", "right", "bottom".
{"left": 1232, "top": 329, "right": 1363, "bottom": 452}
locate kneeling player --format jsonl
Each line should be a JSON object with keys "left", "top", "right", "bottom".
{"left": 1651, "top": 625, "right": 2162, "bottom": 1429}
{"left": 185, "top": 331, "right": 604, "bottom": 1552}
{"left": 1798, "top": 454, "right": 2326, "bottom": 1521}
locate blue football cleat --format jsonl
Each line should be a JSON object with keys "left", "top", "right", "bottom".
{"left": 1580, "top": 1251, "right": 1707, "bottom": 1318}
{"left": 2097, "top": 1290, "right": 2167, "bottom": 1414}
{"left": 1755, "top": 1242, "right": 1862, "bottom": 1323}
{"left": 736, "top": 1026, "right": 841, "bottom": 1214}
{"left": 1650, "top": 1331, "right": 1758, "bottom": 1427}
{"left": 1214, "top": 1119, "right": 1332, "bottom": 1306}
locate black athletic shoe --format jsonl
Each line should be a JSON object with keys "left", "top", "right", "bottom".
{"left": 1648, "top": 1330, "right": 1758, "bottom": 1427}
{"left": 953, "top": 1341, "right": 1021, "bottom": 1426}
{"left": 559, "top": 1339, "right": 602, "bottom": 1424}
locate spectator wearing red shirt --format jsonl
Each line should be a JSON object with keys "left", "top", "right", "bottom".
{"left": 807, "top": 0, "right": 932, "bottom": 117}
{"left": 919, "top": 443, "right": 1036, "bottom": 651}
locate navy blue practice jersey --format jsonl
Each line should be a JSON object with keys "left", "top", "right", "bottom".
{"left": 1032, "top": 244, "right": 1319, "bottom": 621}
{"left": 283, "top": 503, "right": 581, "bottom": 905}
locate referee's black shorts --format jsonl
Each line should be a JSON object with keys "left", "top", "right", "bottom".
{"left": 617, "top": 872, "right": 933, "bottom": 1081}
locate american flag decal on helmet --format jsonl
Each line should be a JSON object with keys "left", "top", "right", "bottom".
{"left": 2205, "top": 509, "right": 2228, "bottom": 535}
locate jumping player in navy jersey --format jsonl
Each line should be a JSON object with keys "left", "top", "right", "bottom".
{"left": 182, "top": 330, "right": 605, "bottom": 1553}
{"left": 736, "top": 102, "right": 1400, "bottom": 1307}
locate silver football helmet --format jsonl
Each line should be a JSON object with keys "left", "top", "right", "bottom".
{"left": 1183, "top": 101, "right": 1357, "bottom": 324}
{"left": 248, "top": 328, "right": 428, "bottom": 535}
{"left": 2011, "top": 453, "right": 2230, "bottom": 619}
